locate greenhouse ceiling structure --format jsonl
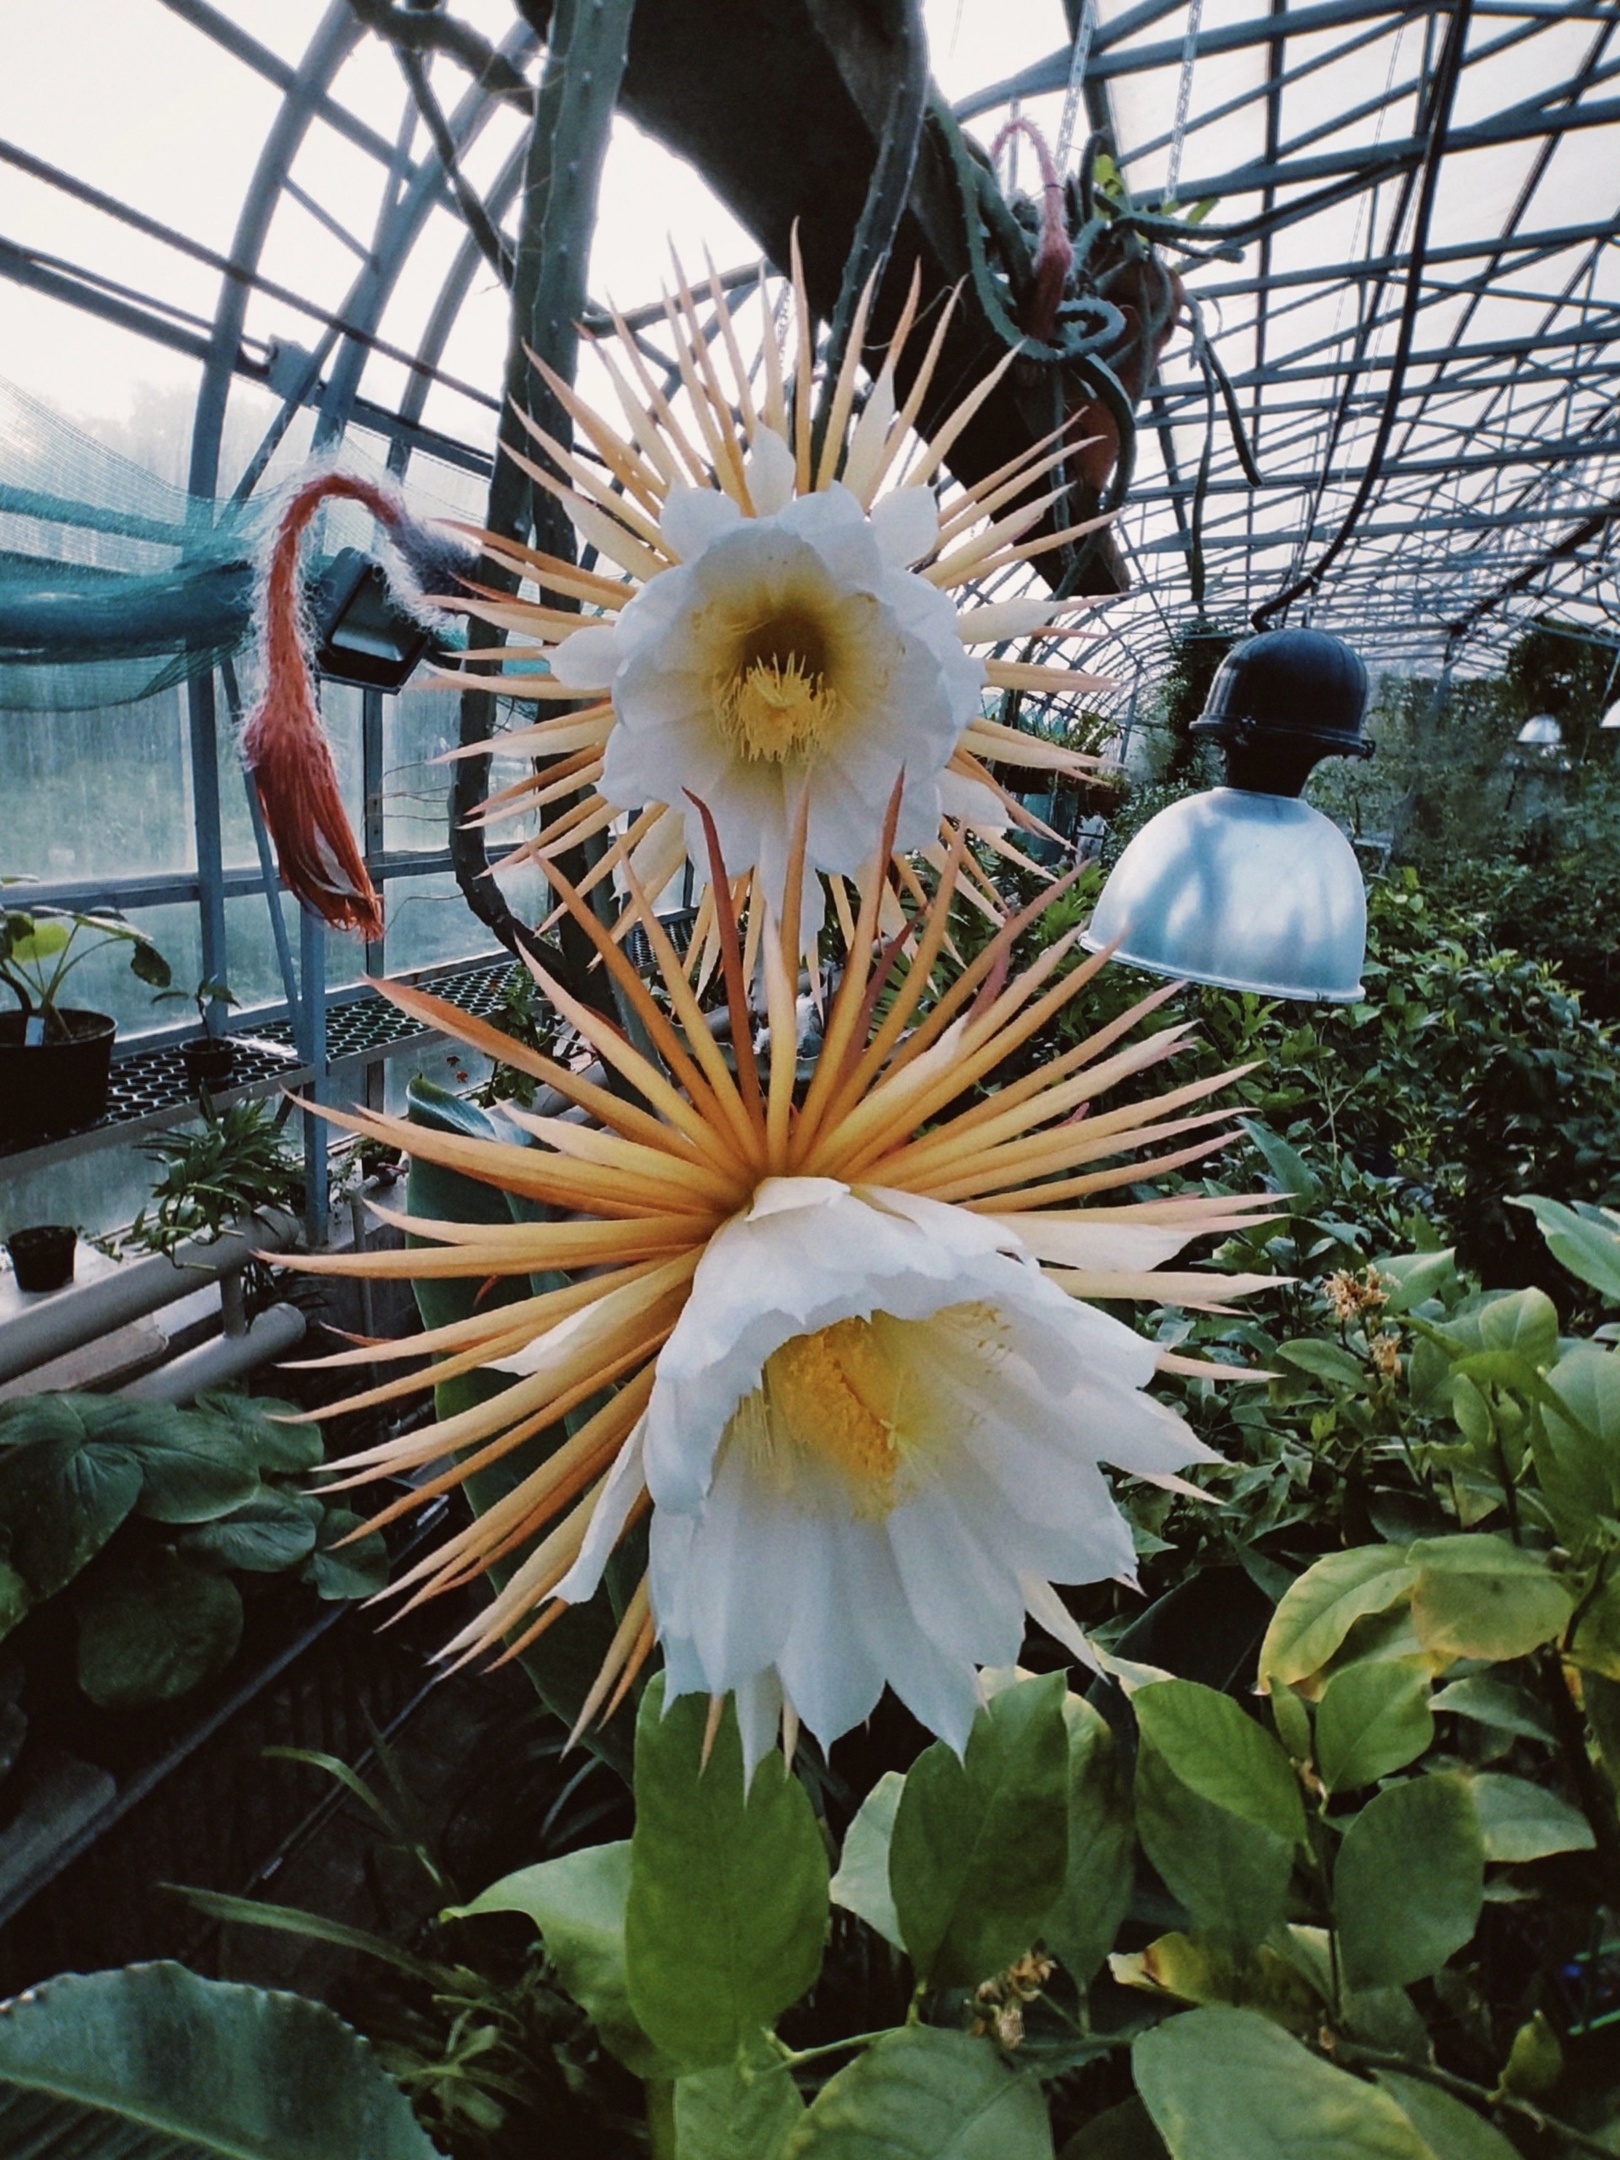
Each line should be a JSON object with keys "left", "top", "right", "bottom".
{"left": 3, "top": 0, "right": 1616, "bottom": 701}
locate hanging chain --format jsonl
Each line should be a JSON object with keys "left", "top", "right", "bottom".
{"left": 1165, "top": 0, "right": 1205, "bottom": 201}
{"left": 1053, "top": 0, "right": 1099, "bottom": 174}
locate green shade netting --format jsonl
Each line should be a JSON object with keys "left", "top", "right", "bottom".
{"left": 0, "top": 376, "right": 270, "bottom": 712}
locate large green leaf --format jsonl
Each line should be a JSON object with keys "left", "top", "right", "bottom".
{"left": 304, "top": 1508, "right": 389, "bottom": 1601}
{"left": 1259, "top": 1547, "right": 1417, "bottom": 1693}
{"left": 1372, "top": 2074, "right": 1518, "bottom": 2158}
{"left": 1511, "top": 1196, "right": 1620, "bottom": 1305}
{"left": 625, "top": 1676, "right": 828, "bottom": 2069}
{"left": 830, "top": 1770, "right": 906, "bottom": 1950}
{"left": 1463, "top": 1773, "right": 1595, "bottom": 1862}
{"left": 92, "top": 1403, "right": 261, "bottom": 1525}
{"left": 1406, "top": 1536, "right": 1573, "bottom": 1663}
{"left": 1275, "top": 1341, "right": 1367, "bottom": 1391}
{"left": 781, "top": 2027, "right": 1053, "bottom": 2160}
{"left": 1134, "top": 2007, "right": 1434, "bottom": 2160}
{"left": 178, "top": 1488, "right": 319, "bottom": 1573}
{"left": 0, "top": 1960, "right": 442, "bottom": 2157}
{"left": 0, "top": 1401, "right": 143, "bottom": 1622}
{"left": 1043, "top": 1693, "right": 1135, "bottom": 1987}
{"left": 676, "top": 2053, "right": 805, "bottom": 2160}
{"left": 1060, "top": 2098, "right": 1169, "bottom": 2159}
{"left": 1133, "top": 1680, "right": 1304, "bottom": 1944}
{"left": 1314, "top": 1659, "right": 1434, "bottom": 1795}
{"left": 1539, "top": 1347, "right": 1620, "bottom": 1551}
{"left": 75, "top": 1553, "right": 244, "bottom": 1709}
{"left": 1334, "top": 1775, "right": 1483, "bottom": 1991}
{"left": 193, "top": 1392, "right": 325, "bottom": 1477}
{"left": 889, "top": 1671, "right": 1070, "bottom": 1988}
{"left": 450, "top": 1838, "right": 666, "bottom": 2077}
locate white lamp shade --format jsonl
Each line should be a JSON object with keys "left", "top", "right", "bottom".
{"left": 1516, "top": 713, "right": 1563, "bottom": 747}
{"left": 1082, "top": 789, "right": 1367, "bottom": 1002}
{"left": 1602, "top": 701, "right": 1620, "bottom": 730}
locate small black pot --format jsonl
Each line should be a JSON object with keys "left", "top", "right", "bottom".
{"left": 0, "top": 1009, "right": 117, "bottom": 1144}
{"left": 182, "top": 1036, "right": 235, "bottom": 1094}
{"left": 6, "top": 1223, "right": 77, "bottom": 1293}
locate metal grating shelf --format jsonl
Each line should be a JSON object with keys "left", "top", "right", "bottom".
{"left": 1, "top": 956, "right": 519, "bottom": 1176}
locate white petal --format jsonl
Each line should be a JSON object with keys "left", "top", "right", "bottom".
{"left": 651, "top": 1442, "right": 799, "bottom": 1691}
{"left": 745, "top": 426, "right": 796, "bottom": 515}
{"left": 870, "top": 485, "right": 940, "bottom": 568}
{"left": 775, "top": 1522, "right": 889, "bottom": 1745}
{"left": 551, "top": 1421, "right": 647, "bottom": 1605}
{"left": 732, "top": 1666, "right": 785, "bottom": 1784}
{"left": 748, "top": 1175, "right": 848, "bottom": 1222}
{"left": 1020, "top": 1574, "right": 1101, "bottom": 1671}
{"left": 660, "top": 484, "right": 743, "bottom": 560}
{"left": 547, "top": 621, "right": 620, "bottom": 689}
{"left": 886, "top": 1496, "right": 1025, "bottom": 1667}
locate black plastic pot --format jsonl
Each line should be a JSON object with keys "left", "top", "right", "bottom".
{"left": 182, "top": 1036, "right": 234, "bottom": 1094}
{"left": 0, "top": 1010, "right": 117, "bottom": 1144}
{"left": 6, "top": 1224, "right": 77, "bottom": 1293}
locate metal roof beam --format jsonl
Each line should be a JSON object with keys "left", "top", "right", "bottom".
{"left": 1159, "top": 94, "right": 1620, "bottom": 207}
{"left": 154, "top": 0, "right": 443, "bottom": 186}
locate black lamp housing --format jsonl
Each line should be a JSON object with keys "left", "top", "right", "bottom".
{"left": 310, "top": 546, "right": 443, "bottom": 693}
{"left": 1190, "top": 626, "right": 1375, "bottom": 797}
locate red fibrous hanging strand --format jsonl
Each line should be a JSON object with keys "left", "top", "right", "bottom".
{"left": 243, "top": 471, "right": 414, "bottom": 940}
{"left": 990, "top": 118, "right": 1074, "bottom": 343}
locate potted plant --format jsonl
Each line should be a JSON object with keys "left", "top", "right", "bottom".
{"left": 0, "top": 882, "right": 171, "bottom": 1145}
{"left": 155, "top": 974, "right": 240, "bottom": 1094}
{"left": 3, "top": 1223, "right": 78, "bottom": 1293}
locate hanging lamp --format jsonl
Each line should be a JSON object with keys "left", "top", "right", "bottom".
{"left": 1083, "top": 627, "right": 1374, "bottom": 1002}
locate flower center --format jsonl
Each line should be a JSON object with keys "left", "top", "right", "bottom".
{"left": 723, "top": 1302, "right": 1008, "bottom": 1515}
{"left": 766, "top": 1315, "right": 900, "bottom": 1485}
{"left": 715, "top": 604, "right": 840, "bottom": 762}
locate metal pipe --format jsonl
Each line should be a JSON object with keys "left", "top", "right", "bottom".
{"left": 119, "top": 1301, "right": 306, "bottom": 1404}
{"left": 0, "top": 1212, "right": 299, "bottom": 1387}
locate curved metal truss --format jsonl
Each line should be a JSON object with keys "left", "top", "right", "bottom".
{"left": 963, "top": 0, "right": 1620, "bottom": 693}
{"left": 5, "top": 0, "right": 1617, "bottom": 696}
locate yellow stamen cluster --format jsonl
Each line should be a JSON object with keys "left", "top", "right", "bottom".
{"left": 717, "top": 652, "right": 842, "bottom": 762}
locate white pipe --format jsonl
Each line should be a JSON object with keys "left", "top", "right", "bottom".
{"left": 118, "top": 1302, "right": 307, "bottom": 1404}
{"left": 0, "top": 1210, "right": 299, "bottom": 1386}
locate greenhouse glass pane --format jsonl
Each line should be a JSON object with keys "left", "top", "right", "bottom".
{"left": 2, "top": 693, "right": 195, "bottom": 879}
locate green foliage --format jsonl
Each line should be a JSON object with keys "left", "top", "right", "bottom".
{"left": 0, "top": 1391, "right": 383, "bottom": 1733}
{"left": 677, "top": 2054, "right": 806, "bottom": 2160}
{"left": 125, "top": 1094, "right": 304, "bottom": 1257}
{"left": 889, "top": 1671, "right": 1069, "bottom": 1987}
{"left": 1042, "top": 1694, "right": 1135, "bottom": 1987}
{"left": 624, "top": 1675, "right": 829, "bottom": 2069}
{"left": 0, "top": 1961, "right": 441, "bottom": 2158}
{"left": 0, "top": 880, "right": 171, "bottom": 1033}
{"left": 782, "top": 2027, "right": 1053, "bottom": 2160}
{"left": 829, "top": 1768, "right": 906, "bottom": 1949}
{"left": 153, "top": 972, "right": 240, "bottom": 1035}
{"left": 1334, "top": 1776, "right": 1484, "bottom": 1991}
{"left": 1132, "top": 1679, "right": 1304, "bottom": 1943}
{"left": 452, "top": 1840, "right": 666, "bottom": 2079}
{"left": 1134, "top": 2006, "right": 1437, "bottom": 2160}
{"left": 1147, "top": 624, "right": 1236, "bottom": 788}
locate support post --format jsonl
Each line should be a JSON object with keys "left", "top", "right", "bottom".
{"left": 298, "top": 906, "right": 329, "bottom": 1244}
{"left": 187, "top": 669, "right": 229, "bottom": 1011}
